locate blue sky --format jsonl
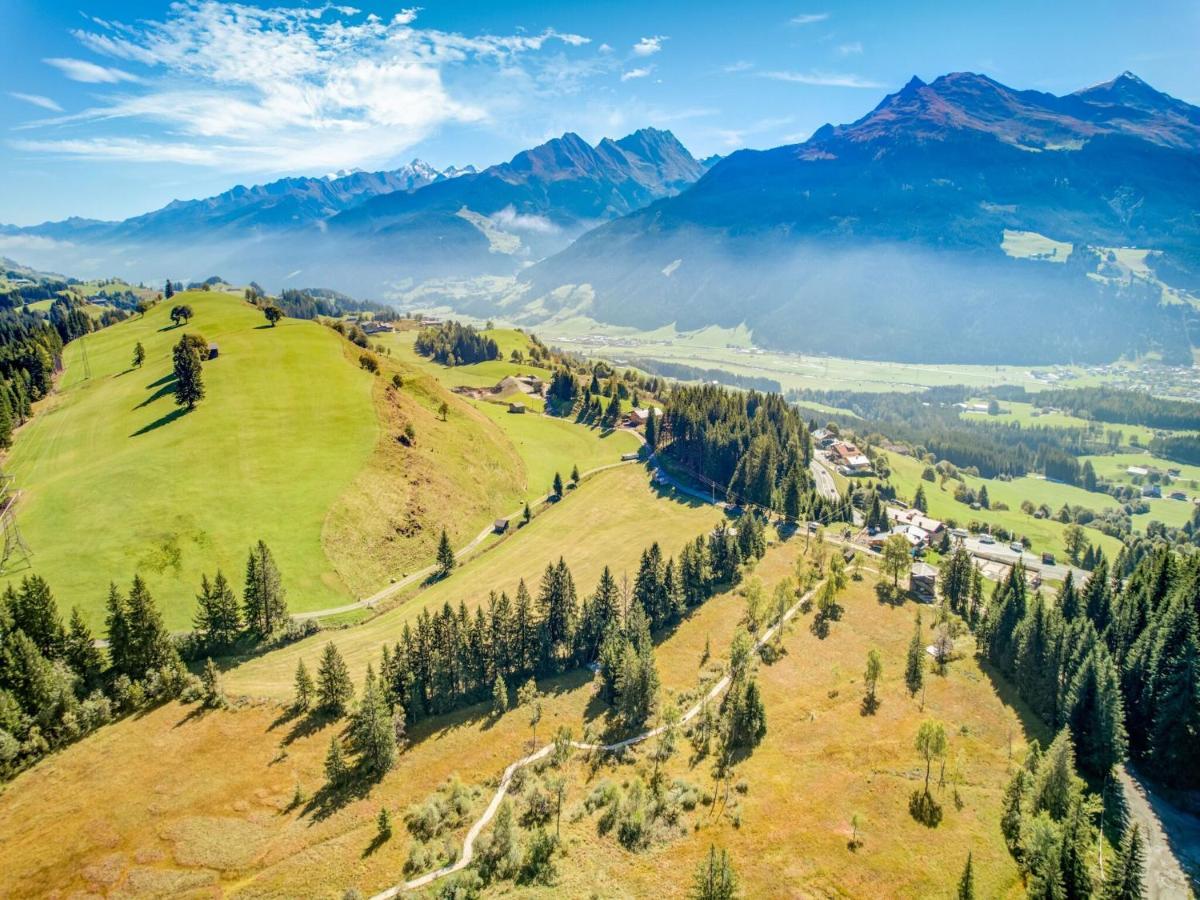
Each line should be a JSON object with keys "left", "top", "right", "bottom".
{"left": 2, "top": 0, "right": 1197, "bottom": 225}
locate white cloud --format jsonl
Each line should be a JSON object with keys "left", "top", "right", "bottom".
{"left": 621, "top": 67, "right": 653, "bottom": 82}
{"left": 9, "top": 93, "right": 63, "bottom": 112}
{"left": 723, "top": 61, "right": 755, "bottom": 73}
{"left": 0, "top": 234, "right": 75, "bottom": 253}
{"left": 789, "top": 13, "right": 830, "bottom": 25}
{"left": 837, "top": 41, "right": 863, "bottom": 56}
{"left": 490, "top": 205, "right": 558, "bottom": 234}
{"left": 21, "top": 3, "right": 595, "bottom": 173}
{"left": 44, "top": 57, "right": 140, "bottom": 83}
{"left": 761, "top": 70, "right": 883, "bottom": 88}
{"left": 632, "top": 36, "right": 667, "bottom": 56}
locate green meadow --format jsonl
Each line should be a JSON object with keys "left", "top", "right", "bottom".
{"left": 6, "top": 292, "right": 378, "bottom": 629}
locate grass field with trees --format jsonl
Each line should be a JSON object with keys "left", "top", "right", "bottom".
{"left": 5, "top": 291, "right": 379, "bottom": 629}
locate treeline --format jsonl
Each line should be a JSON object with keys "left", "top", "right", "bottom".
{"left": 0, "top": 308, "right": 64, "bottom": 448}
{"left": 261, "top": 287, "right": 398, "bottom": 321}
{"left": 661, "top": 384, "right": 845, "bottom": 523}
{"left": 1032, "top": 385, "right": 1200, "bottom": 432}
{"left": 950, "top": 544, "right": 1199, "bottom": 788}
{"left": 368, "top": 523, "right": 759, "bottom": 731}
{"left": 0, "top": 541, "right": 305, "bottom": 778}
{"left": 1148, "top": 432, "right": 1200, "bottom": 466}
{"left": 414, "top": 321, "right": 499, "bottom": 366}
{"left": 794, "top": 387, "right": 1102, "bottom": 480}
{"left": 625, "top": 358, "right": 782, "bottom": 394}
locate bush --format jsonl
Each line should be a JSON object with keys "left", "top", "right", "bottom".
{"left": 359, "top": 353, "right": 379, "bottom": 373}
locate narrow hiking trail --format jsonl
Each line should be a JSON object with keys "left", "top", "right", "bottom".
{"left": 368, "top": 581, "right": 819, "bottom": 897}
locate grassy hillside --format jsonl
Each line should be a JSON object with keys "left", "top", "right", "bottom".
{"left": 226, "top": 464, "right": 721, "bottom": 699}
{"left": 5, "top": 291, "right": 379, "bottom": 629}
{"left": 0, "top": 542, "right": 1027, "bottom": 897}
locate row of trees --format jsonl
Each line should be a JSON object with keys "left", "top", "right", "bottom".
{"left": 0, "top": 307, "right": 67, "bottom": 447}
{"left": 301, "top": 524, "right": 766, "bottom": 734}
{"left": 1, "top": 540, "right": 292, "bottom": 777}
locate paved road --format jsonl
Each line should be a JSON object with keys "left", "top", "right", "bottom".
{"left": 369, "top": 579, "right": 821, "bottom": 897}
{"left": 810, "top": 457, "right": 839, "bottom": 501}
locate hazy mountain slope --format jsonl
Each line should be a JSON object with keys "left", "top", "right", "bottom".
{"left": 522, "top": 72, "right": 1200, "bottom": 365}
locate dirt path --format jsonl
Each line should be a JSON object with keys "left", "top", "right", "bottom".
{"left": 1118, "top": 767, "right": 1199, "bottom": 898}
{"left": 368, "top": 581, "right": 818, "bottom": 897}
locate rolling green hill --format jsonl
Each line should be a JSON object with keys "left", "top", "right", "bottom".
{"left": 5, "top": 291, "right": 379, "bottom": 629}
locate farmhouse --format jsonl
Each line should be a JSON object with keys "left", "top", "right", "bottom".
{"left": 493, "top": 518, "right": 509, "bottom": 533}
{"left": 626, "top": 407, "right": 662, "bottom": 427}
{"left": 361, "top": 321, "right": 394, "bottom": 335}
{"left": 207, "top": 342, "right": 219, "bottom": 360}
{"left": 829, "top": 440, "right": 873, "bottom": 473}
{"left": 1127, "top": 465, "right": 1150, "bottom": 477}
{"left": 508, "top": 402, "right": 526, "bottom": 414}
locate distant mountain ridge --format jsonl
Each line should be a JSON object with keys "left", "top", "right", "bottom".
{"left": 520, "top": 71, "right": 1200, "bottom": 366}
{"left": 2, "top": 127, "right": 705, "bottom": 292}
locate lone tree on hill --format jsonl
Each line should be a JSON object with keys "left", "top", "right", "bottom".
{"left": 172, "top": 335, "right": 206, "bottom": 409}
{"left": 132, "top": 341, "right": 145, "bottom": 368}
{"left": 436, "top": 528, "right": 456, "bottom": 577}
{"left": 164, "top": 279, "right": 174, "bottom": 299}
{"left": 915, "top": 719, "right": 947, "bottom": 794}
{"left": 905, "top": 612, "right": 926, "bottom": 698}
{"left": 438, "top": 400, "right": 448, "bottom": 421}
{"left": 863, "top": 648, "right": 882, "bottom": 712}
{"left": 881, "top": 533, "right": 912, "bottom": 588}
{"left": 552, "top": 471, "right": 564, "bottom": 498}
{"left": 170, "top": 304, "right": 193, "bottom": 326}
{"left": 263, "top": 305, "right": 283, "bottom": 327}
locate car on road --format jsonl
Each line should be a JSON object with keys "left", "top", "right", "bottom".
{"left": 979, "top": 533, "right": 995, "bottom": 545}
{"left": 1010, "top": 541, "right": 1024, "bottom": 553}
{"left": 1042, "top": 552, "right": 1056, "bottom": 565}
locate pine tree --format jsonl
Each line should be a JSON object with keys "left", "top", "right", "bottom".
{"left": 644, "top": 409, "right": 657, "bottom": 450}
{"left": 436, "top": 528, "right": 456, "bottom": 577}
{"left": 172, "top": 335, "right": 205, "bottom": 409}
{"left": 351, "top": 664, "right": 397, "bottom": 776}
{"left": 200, "top": 657, "right": 224, "bottom": 707}
{"left": 64, "top": 606, "right": 104, "bottom": 688}
{"left": 522, "top": 501, "right": 532, "bottom": 525}
{"left": 0, "top": 384, "right": 14, "bottom": 449}
{"left": 104, "top": 582, "right": 130, "bottom": 676}
{"left": 9, "top": 575, "right": 64, "bottom": 657}
{"left": 691, "top": 844, "right": 738, "bottom": 900}
{"left": 570, "top": 464, "right": 580, "bottom": 485}
{"left": 324, "top": 735, "right": 348, "bottom": 786}
{"left": 1064, "top": 644, "right": 1127, "bottom": 776}
{"left": 122, "top": 575, "right": 178, "bottom": 678}
{"left": 552, "top": 471, "right": 564, "bottom": 498}
{"left": 317, "top": 642, "right": 354, "bottom": 715}
{"left": 376, "top": 807, "right": 393, "bottom": 840}
{"left": 294, "top": 659, "right": 314, "bottom": 710}
{"left": 492, "top": 674, "right": 509, "bottom": 715}
{"left": 241, "top": 541, "right": 287, "bottom": 636}
{"left": 1103, "top": 824, "right": 1145, "bottom": 900}
{"left": 905, "top": 612, "right": 925, "bottom": 697}
{"left": 194, "top": 570, "right": 242, "bottom": 648}
{"left": 956, "top": 852, "right": 975, "bottom": 900}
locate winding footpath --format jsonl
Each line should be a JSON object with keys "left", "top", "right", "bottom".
{"left": 369, "top": 582, "right": 819, "bottom": 897}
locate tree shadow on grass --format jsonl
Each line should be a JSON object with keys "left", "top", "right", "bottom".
{"left": 131, "top": 406, "right": 190, "bottom": 437}
{"left": 875, "top": 582, "right": 905, "bottom": 606}
{"left": 908, "top": 789, "right": 943, "bottom": 827}
{"left": 173, "top": 702, "right": 212, "bottom": 729}
{"left": 157, "top": 322, "right": 184, "bottom": 333}
{"left": 146, "top": 373, "right": 174, "bottom": 388}
{"left": 362, "top": 829, "right": 391, "bottom": 858}
{"left": 281, "top": 708, "right": 337, "bottom": 747}
{"left": 135, "top": 377, "right": 177, "bottom": 409}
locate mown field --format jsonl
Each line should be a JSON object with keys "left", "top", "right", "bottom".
{"left": 0, "top": 539, "right": 1029, "bottom": 898}
{"left": 226, "top": 463, "right": 722, "bottom": 700}
{"left": 885, "top": 453, "right": 1124, "bottom": 561}
{"left": 6, "top": 292, "right": 379, "bottom": 630}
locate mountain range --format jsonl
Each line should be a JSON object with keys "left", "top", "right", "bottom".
{"left": 520, "top": 72, "right": 1200, "bottom": 364}
{"left": 1, "top": 128, "right": 708, "bottom": 289}
{"left": 3, "top": 71, "right": 1198, "bottom": 365}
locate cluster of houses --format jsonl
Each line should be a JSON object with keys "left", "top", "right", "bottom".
{"left": 812, "top": 430, "right": 874, "bottom": 476}
{"left": 868, "top": 507, "right": 947, "bottom": 552}
{"left": 1125, "top": 464, "right": 1194, "bottom": 502}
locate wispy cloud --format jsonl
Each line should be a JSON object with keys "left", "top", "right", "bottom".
{"left": 836, "top": 41, "right": 863, "bottom": 56}
{"left": 621, "top": 66, "right": 653, "bottom": 82}
{"left": 18, "top": 4, "right": 596, "bottom": 173}
{"left": 761, "top": 70, "right": 883, "bottom": 88}
{"left": 632, "top": 35, "right": 667, "bottom": 56}
{"left": 789, "top": 13, "right": 830, "bottom": 25}
{"left": 44, "top": 57, "right": 140, "bottom": 83}
{"left": 723, "top": 60, "right": 755, "bottom": 73}
{"left": 9, "top": 92, "right": 63, "bottom": 112}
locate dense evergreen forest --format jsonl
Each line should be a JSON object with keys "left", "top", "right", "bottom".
{"left": 1149, "top": 433, "right": 1200, "bottom": 466}
{"left": 414, "top": 320, "right": 500, "bottom": 366}
{"left": 941, "top": 544, "right": 1200, "bottom": 788}
{"left": 1020, "top": 386, "right": 1200, "bottom": 432}
{"left": 661, "top": 384, "right": 852, "bottom": 523}
{"left": 263, "top": 286, "right": 398, "bottom": 321}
